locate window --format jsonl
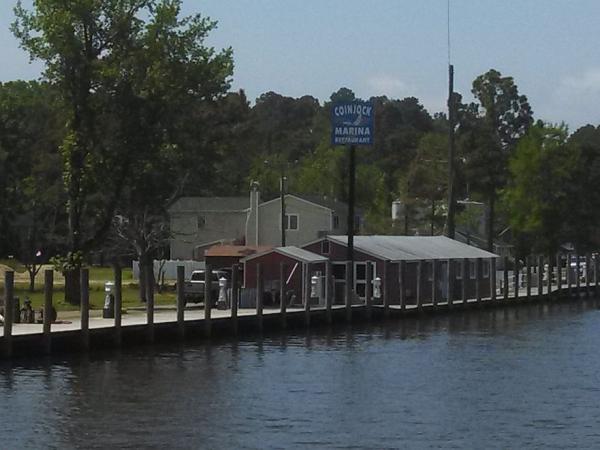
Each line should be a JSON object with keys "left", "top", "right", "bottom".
{"left": 456, "top": 262, "right": 463, "bottom": 280}
{"left": 332, "top": 264, "right": 346, "bottom": 280}
{"left": 333, "top": 215, "right": 340, "bottom": 229}
{"left": 470, "top": 261, "right": 476, "bottom": 279}
{"left": 483, "top": 261, "right": 490, "bottom": 278}
{"left": 321, "top": 240, "right": 330, "bottom": 254}
{"left": 428, "top": 262, "right": 434, "bottom": 281}
{"left": 284, "top": 214, "right": 299, "bottom": 230}
{"left": 197, "top": 215, "right": 206, "bottom": 229}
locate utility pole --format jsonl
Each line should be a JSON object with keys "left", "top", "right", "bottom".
{"left": 347, "top": 144, "right": 356, "bottom": 264}
{"left": 446, "top": 64, "right": 456, "bottom": 239}
{"left": 280, "top": 173, "right": 286, "bottom": 247}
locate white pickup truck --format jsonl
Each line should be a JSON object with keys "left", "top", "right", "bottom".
{"left": 183, "top": 269, "right": 229, "bottom": 304}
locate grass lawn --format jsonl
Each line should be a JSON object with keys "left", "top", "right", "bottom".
{"left": 2, "top": 265, "right": 176, "bottom": 311}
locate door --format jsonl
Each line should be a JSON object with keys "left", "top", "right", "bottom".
{"left": 354, "top": 262, "right": 376, "bottom": 301}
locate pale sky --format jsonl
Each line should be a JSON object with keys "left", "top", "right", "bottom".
{"left": 1, "top": 0, "right": 599, "bottom": 130}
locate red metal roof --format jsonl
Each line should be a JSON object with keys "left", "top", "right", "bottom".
{"left": 205, "top": 245, "right": 273, "bottom": 258}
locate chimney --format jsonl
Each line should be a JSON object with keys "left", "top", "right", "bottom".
{"left": 246, "top": 181, "right": 261, "bottom": 245}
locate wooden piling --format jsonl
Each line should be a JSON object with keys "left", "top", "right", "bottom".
{"left": 475, "top": 258, "right": 482, "bottom": 303}
{"left": 576, "top": 254, "right": 581, "bottom": 296}
{"left": 490, "top": 258, "right": 496, "bottom": 302}
{"left": 114, "top": 265, "right": 122, "bottom": 346}
{"left": 432, "top": 260, "right": 439, "bottom": 307}
{"left": 556, "top": 254, "right": 562, "bottom": 295}
{"left": 279, "top": 263, "right": 287, "bottom": 329}
{"left": 416, "top": 260, "right": 423, "bottom": 311}
{"left": 43, "top": 269, "right": 53, "bottom": 355}
{"left": 537, "top": 256, "right": 544, "bottom": 299}
{"left": 567, "top": 253, "right": 573, "bottom": 297}
{"left": 304, "top": 263, "right": 311, "bottom": 328}
{"left": 256, "top": 263, "right": 263, "bottom": 332}
{"left": 526, "top": 256, "right": 532, "bottom": 300}
{"left": 176, "top": 265, "right": 185, "bottom": 340}
{"left": 513, "top": 257, "right": 520, "bottom": 301}
{"left": 365, "top": 261, "right": 372, "bottom": 320}
{"left": 3, "top": 270, "right": 14, "bottom": 358}
{"left": 146, "top": 267, "right": 155, "bottom": 344}
{"left": 345, "top": 261, "right": 352, "bottom": 322}
{"left": 399, "top": 260, "right": 406, "bottom": 311}
{"left": 462, "top": 258, "right": 468, "bottom": 307}
{"left": 204, "top": 264, "right": 212, "bottom": 338}
{"left": 447, "top": 260, "right": 454, "bottom": 307}
{"left": 383, "top": 260, "right": 390, "bottom": 318}
{"left": 595, "top": 256, "right": 600, "bottom": 297}
{"left": 325, "top": 261, "right": 333, "bottom": 324}
{"left": 586, "top": 254, "right": 591, "bottom": 297}
{"left": 503, "top": 256, "right": 509, "bottom": 302}
{"left": 231, "top": 264, "right": 239, "bottom": 335}
{"left": 80, "top": 268, "right": 90, "bottom": 351}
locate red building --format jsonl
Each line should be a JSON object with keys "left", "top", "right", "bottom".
{"left": 302, "top": 235, "right": 498, "bottom": 305}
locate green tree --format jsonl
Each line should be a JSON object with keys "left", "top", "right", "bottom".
{"left": 13, "top": 0, "right": 233, "bottom": 303}
{"left": 563, "top": 125, "right": 600, "bottom": 251}
{"left": 466, "top": 69, "right": 534, "bottom": 251}
{"left": 502, "top": 122, "right": 572, "bottom": 255}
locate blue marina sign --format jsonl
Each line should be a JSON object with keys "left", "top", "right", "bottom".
{"left": 331, "top": 100, "right": 374, "bottom": 146}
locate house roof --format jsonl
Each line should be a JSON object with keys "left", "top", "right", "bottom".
{"left": 327, "top": 235, "right": 498, "bottom": 261}
{"left": 242, "top": 246, "right": 328, "bottom": 264}
{"left": 205, "top": 245, "right": 273, "bottom": 258}
{"left": 169, "top": 196, "right": 249, "bottom": 212}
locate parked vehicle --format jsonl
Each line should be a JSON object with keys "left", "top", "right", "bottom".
{"left": 183, "top": 269, "right": 229, "bottom": 304}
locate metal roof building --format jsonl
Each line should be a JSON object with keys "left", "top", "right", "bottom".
{"left": 327, "top": 235, "right": 498, "bottom": 261}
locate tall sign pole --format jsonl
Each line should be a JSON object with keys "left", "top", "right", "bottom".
{"left": 331, "top": 100, "right": 374, "bottom": 296}
{"left": 446, "top": 64, "right": 456, "bottom": 239}
{"left": 280, "top": 173, "right": 286, "bottom": 247}
{"left": 347, "top": 145, "right": 356, "bottom": 262}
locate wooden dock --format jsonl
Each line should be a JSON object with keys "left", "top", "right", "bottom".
{"left": 1, "top": 257, "right": 597, "bottom": 358}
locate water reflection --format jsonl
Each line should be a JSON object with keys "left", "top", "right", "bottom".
{"left": 1, "top": 300, "right": 600, "bottom": 448}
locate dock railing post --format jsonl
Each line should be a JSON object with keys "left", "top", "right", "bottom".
{"left": 146, "top": 266, "right": 155, "bottom": 344}
{"left": 447, "top": 260, "right": 454, "bottom": 307}
{"left": 576, "top": 254, "right": 581, "bottom": 297}
{"left": 231, "top": 264, "right": 239, "bottom": 335}
{"left": 204, "top": 264, "right": 212, "bottom": 338}
{"left": 279, "top": 263, "right": 287, "bottom": 329}
{"left": 114, "top": 265, "right": 122, "bottom": 346}
{"left": 399, "top": 260, "right": 406, "bottom": 311}
{"left": 256, "top": 263, "right": 263, "bottom": 332}
{"left": 476, "top": 258, "right": 482, "bottom": 304}
{"left": 461, "top": 258, "right": 468, "bottom": 307}
{"left": 416, "top": 260, "right": 423, "bottom": 311}
{"left": 80, "top": 268, "right": 90, "bottom": 351}
{"left": 383, "top": 261, "right": 390, "bottom": 318}
{"left": 3, "top": 270, "right": 14, "bottom": 358}
{"left": 513, "top": 257, "right": 520, "bottom": 301}
{"left": 325, "top": 261, "right": 333, "bottom": 324}
{"left": 556, "top": 254, "right": 562, "bottom": 296}
{"left": 594, "top": 253, "right": 600, "bottom": 297}
{"left": 365, "top": 261, "right": 372, "bottom": 320}
{"left": 432, "top": 260, "right": 439, "bottom": 307}
{"left": 503, "top": 256, "right": 509, "bottom": 302}
{"left": 586, "top": 254, "right": 591, "bottom": 297}
{"left": 537, "top": 255, "right": 544, "bottom": 300}
{"left": 176, "top": 265, "right": 185, "bottom": 340}
{"left": 526, "top": 256, "right": 532, "bottom": 301}
{"left": 490, "top": 258, "right": 496, "bottom": 302}
{"left": 43, "top": 269, "right": 53, "bottom": 355}
{"left": 345, "top": 261, "right": 352, "bottom": 322}
{"left": 304, "top": 263, "right": 311, "bottom": 327}
{"left": 567, "top": 253, "right": 573, "bottom": 297}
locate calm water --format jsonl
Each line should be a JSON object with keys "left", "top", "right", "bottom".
{"left": 2, "top": 301, "right": 600, "bottom": 449}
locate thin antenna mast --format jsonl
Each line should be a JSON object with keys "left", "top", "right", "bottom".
{"left": 445, "top": 0, "right": 457, "bottom": 238}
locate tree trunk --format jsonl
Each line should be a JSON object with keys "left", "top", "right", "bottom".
{"left": 431, "top": 199, "right": 435, "bottom": 236}
{"left": 139, "top": 257, "right": 147, "bottom": 303}
{"left": 487, "top": 194, "right": 495, "bottom": 252}
{"left": 64, "top": 268, "right": 81, "bottom": 305}
{"left": 28, "top": 267, "right": 36, "bottom": 292}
